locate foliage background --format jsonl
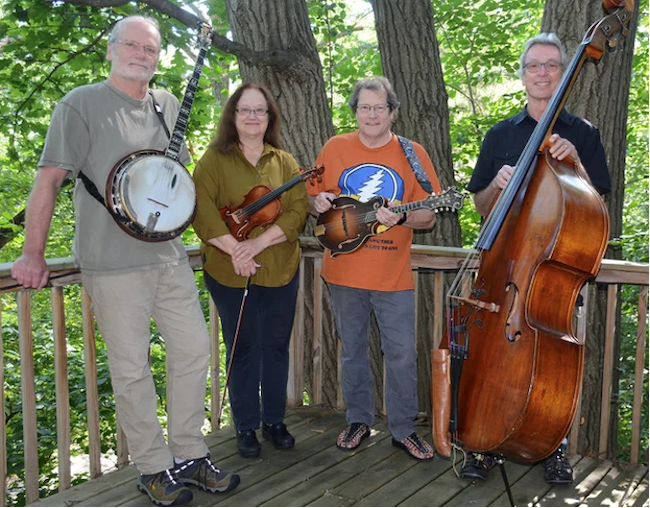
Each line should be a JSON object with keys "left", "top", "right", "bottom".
{"left": 0, "top": 0, "right": 647, "bottom": 504}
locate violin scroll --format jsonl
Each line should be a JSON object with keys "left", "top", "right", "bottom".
{"left": 305, "top": 163, "right": 325, "bottom": 186}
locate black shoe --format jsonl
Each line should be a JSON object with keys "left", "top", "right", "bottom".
{"left": 236, "top": 429, "right": 261, "bottom": 458}
{"left": 543, "top": 447, "right": 573, "bottom": 484}
{"left": 460, "top": 452, "right": 496, "bottom": 481}
{"left": 262, "top": 422, "right": 295, "bottom": 449}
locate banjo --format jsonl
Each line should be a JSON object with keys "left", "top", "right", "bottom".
{"left": 105, "top": 23, "right": 213, "bottom": 242}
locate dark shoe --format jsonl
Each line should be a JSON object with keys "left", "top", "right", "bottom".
{"left": 336, "top": 423, "right": 371, "bottom": 450}
{"left": 137, "top": 469, "right": 193, "bottom": 506}
{"left": 174, "top": 454, "right": 240, "bottom": 493}
{"left": 543, "top": 447, "right": 573, "bottom": 484}
{"left": 391, "top": 432, "right": 435, "bottom": 461}
{"left": 460, "top": 452, "right": 496, "bottom": 481}
{"left": 262, "top": 422, "right": 295, "bottom": 449}
{"left": 237, "top": 429, "right": 261, "bottom": 458}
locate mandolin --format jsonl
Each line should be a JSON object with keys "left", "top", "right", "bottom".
{"left": 220, "top": 164, "right": 324, "bottom": 240}
{"left": 314, "top": 187, "right": 464, "bottom": 257}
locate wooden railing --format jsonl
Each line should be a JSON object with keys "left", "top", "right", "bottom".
{"left": 0, "top": 240, "right": 647, "bottom": 505}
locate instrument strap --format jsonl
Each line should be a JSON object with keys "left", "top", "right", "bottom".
{"left": 76, "top": 170, "right": 130, "bottom": 224}
{"left": 397, "top": 135, "right": 434, "bottom": 193}
{"left": 75, "top": 90, "right": 172, "bottom": 225}
{"left": 148, "top": 91, "right": 171, "bottom": 140}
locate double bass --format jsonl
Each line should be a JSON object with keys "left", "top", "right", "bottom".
{"left": 442, "top": 0, "right": 635, "bottom": 463}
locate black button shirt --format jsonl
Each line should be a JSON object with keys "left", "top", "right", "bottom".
{"left": 468, "top": 107, "right": 611, "bottom": 195}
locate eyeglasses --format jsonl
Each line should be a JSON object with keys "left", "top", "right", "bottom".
{"left": 236, "top": 108, "right": 269, "bottom": 117}
{"left": 357, "top": 103, "right": 389, "bottom": 114}
{"left": 523, "top": 60, "right": 562, "bottom": 74}
{"left": 112, "top": 40, "right": 160, "bottom": 57}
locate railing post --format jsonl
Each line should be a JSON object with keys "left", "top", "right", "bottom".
{"left": 312, "top": 258, "right": 323, "bottom": 405}
{"left": 17, "top": 291, "right": 39, "bottom": 504}
{"left": 209, "top": 297, "right": 221, "bottom": 429}
{"left": 81, "top": 287, "right": 102, "bottom": 478}
{"left": 287, "top": 256, "right": 305, "bottom": 407}
{"left": 598, "top": 284, "right": 618, "bottom": 458}
{"left": 433, "top": 271, "right": 444, "bottom": 349}
{"left": 0, "top": 299, "right": 7, "bottom": 506}
{"left": 52, "top": 286, "right": 71, "bottom": 490}
{"left": 569, "top": 285, "right": 589, "bottom": 454}
{"left": 631, "top": 285, "right": 648, "bottom": 463}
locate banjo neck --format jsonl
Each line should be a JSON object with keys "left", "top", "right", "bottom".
{"left": 165, "top": 26, "right": 212, "bottom": 162}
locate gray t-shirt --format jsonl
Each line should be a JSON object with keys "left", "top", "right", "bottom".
{"left": 39, "top": 80, "right": 192, "bottom": 274}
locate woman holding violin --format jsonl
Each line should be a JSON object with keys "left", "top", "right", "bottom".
{"left": 193, "top": 83, "right": 309, "bottom": 458}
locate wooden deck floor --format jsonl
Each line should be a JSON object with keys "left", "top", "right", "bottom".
{"left": 30, "top": 407, "right": 649, "bottom": 507}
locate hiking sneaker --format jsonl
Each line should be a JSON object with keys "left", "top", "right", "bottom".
{"left": 391, "top": 432, "right": 435, "bottom": 461}
{"left": 174, "top": 455, "right": 240, "bottom": 493}
{"left": 543, "top": 447, "right": 573, "bottom": 484}
{"left": 336, "top": 423, "right": 371, "bottom": 450}
{"left": 137, "top": 469, "right": 193, "bottom": 506}
{"left": 460, "top": 452, "right": 496, "bottom": 481}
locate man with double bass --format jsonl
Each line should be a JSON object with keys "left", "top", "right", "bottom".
{"left": 11, "top": 16, "right": 239, "bottom": 505}
{"left": 461, "top": 33, "right": 610, "bottom": 484}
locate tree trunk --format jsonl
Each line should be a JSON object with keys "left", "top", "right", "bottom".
{"left": 371, "top": 0, "right": 462, "bottom": 416}
{"left": 224, "top": 0, "right": 339, "bottom": 406}
{"left": 542, "top": 0, "right": 639, "bottom": 458}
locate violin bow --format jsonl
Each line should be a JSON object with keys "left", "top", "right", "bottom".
{"left": 217, "top": 275, "right": 252, "bottom": 427}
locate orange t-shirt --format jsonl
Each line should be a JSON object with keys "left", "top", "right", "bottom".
{"left": 309, "top": 132, "right": 442, "bottom": 291}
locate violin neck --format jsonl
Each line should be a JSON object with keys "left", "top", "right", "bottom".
{"left": 243, "top": 172, "right": 308, "bottom": 215}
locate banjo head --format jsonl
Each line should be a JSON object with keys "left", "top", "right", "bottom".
{"left": 108, "top": 152, "right": 196, "bottom": 241}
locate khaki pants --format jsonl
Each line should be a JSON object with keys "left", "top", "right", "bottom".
{"left": 82, "top": 262, "right": 210, "bottom": 474}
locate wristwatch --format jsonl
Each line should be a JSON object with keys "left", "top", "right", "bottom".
{"left": 397, "top": 212, "right": 408, "bottom": 225}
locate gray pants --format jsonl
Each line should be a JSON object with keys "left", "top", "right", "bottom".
{"left": 328, "top": 283, "right": 418, "bottom": 441}
{"left": 82, "top": 262, "right": 210, "bottom": 474}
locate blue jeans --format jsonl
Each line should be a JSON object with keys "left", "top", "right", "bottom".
{"left": 204, "top": 271, "right": 298, "bottom": 432}
{"left": 327, "top": 283, "right": 418, "bottom": 441}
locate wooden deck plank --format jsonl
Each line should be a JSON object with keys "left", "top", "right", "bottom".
{"left": 537, "top": 459, "right": 613, "bottom": 506}
{"left": 326, "top": 445, "right": 422, "bottom": 503}
{"left": 353, "top": 456, "right": 457, "bottom": 506}
{"left": 119, "top": 410, "right": 345, "bottom": 507}
{"left": 227, "top": 423, "right": 394, "bottom": 507}
{"left": 262, "top": 426, "right": 395, "bottom": 507}
{"left": 24, "top": 408, "right": 649, "bottom": 508}
{"left": 626, "top": 473, "right": 649, "bottom": 507}
{"left": 441, "top": 460, "right": 532, "bottom": 507}
{"left": 489, "top": 453, "right": 588, "bottom": 507}
{"left": 584, "top": 463, "right": 650, "bottom": 507}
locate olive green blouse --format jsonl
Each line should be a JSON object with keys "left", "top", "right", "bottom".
{"left": 192, "top": 144, "right": 309, "bottom": 288}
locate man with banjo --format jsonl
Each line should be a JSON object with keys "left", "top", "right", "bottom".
{"left": 11, "top": 15, "right": 239, "bottom": 506}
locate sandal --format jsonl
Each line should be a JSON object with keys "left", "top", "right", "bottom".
{"left": 391, "top": 432, "right": 434, "bottom": 461}
{"left": 336, "top": 423, "right": 371, "bottom": 450}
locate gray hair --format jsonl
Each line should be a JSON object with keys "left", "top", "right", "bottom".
{"left": 518, "top": 33, "right": 568, "bottom": 78}
{"left": 348, "top": 76, "right": 400, "bottom": 113}
{"left": 109, "top": 16, "right": 161, "bottom": 47}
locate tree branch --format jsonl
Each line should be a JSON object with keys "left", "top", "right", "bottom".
{"left": 62, "top": 0, "right": 295, "bottom": 67}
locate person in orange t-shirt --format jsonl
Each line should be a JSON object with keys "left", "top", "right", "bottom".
{"left": 308, "top": 77, "right": 441, "bottom": 460}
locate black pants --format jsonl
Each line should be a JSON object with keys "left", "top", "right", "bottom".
{"left": 204, "top": 271, "right": 299, "bottom": 432}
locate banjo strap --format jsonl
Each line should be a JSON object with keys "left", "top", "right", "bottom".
{"left": 76, "top": 91, "right": 172, "bottom": 224}
{"left": 148, "top": 91, "right": 171, "bottom": 140}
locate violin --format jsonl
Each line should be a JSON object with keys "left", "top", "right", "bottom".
{"left": 219, "top": 164, "right": 323, "bottom": 240}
